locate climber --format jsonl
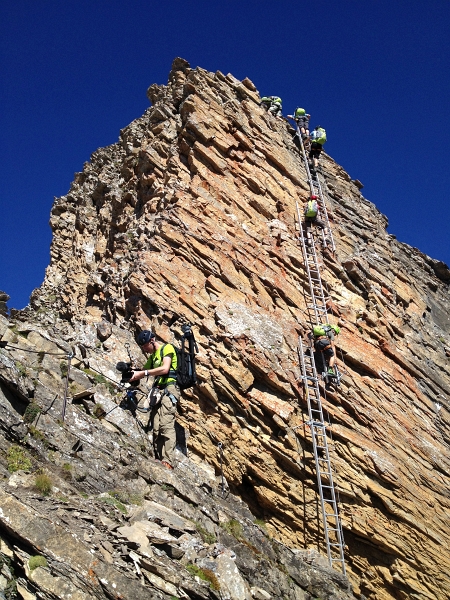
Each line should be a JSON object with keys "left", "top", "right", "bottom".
{"left": 309, "top": 126, "right": 327, "bottom": 172}
{"left": 129, "top": 330, "right": 179, "bottom": 470}
{"left": 304, "top": 195, "right": 330, "bottom": 247}
{"left": 311, "top": 324, "right": 341, "bottom": 378}
{"left": 288, "top": 108, "right": 310, "bottom": 140}
{"left": 260, "top": 96, "right": 282, "bottom": 117}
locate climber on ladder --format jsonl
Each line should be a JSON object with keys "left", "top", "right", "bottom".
{"left": 309, "top": 126, "right": 327, "bottom": 174}
{"left": 310, "top": 324, "right": 341, "bottom": 384}
{"left": 287, "top": 107, "right": 310, "bottom": 141}
{"left": 304, "top": 195, "right": 331, "bottom": 250}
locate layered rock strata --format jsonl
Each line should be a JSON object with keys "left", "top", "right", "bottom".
{"left": 1, "top": 58, "right": 450, "bottom": 599}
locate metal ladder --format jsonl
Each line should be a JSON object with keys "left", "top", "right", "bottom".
{"left": 293, "top": 123, "right": 337, "bottom": 253}
{"left": 297, "top": 336, "right": 346, "bottom": 574}
{"left": 295, "top": 186, "right": 346, "bottom": 574}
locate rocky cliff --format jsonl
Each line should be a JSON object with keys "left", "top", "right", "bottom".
{"left": 1, "top": 58, "right": 449, "bottom": 600}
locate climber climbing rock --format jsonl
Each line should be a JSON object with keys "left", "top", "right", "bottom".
{"left": 260, "top": 96, "right": 282, "bottom": 117}
{"left": 129, "top": 330, "right": 180, "bottom": 469}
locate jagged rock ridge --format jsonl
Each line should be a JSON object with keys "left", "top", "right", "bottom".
{"left": 1, "top": 57, "right": 449, "bottom": 599}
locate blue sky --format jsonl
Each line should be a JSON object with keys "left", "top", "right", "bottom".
{"left": 1, "top": 0, "right": 449, "bottom": 309}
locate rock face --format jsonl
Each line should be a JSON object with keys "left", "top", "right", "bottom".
{"left": 1, "top": 58, "right": 450, "bottom": 600}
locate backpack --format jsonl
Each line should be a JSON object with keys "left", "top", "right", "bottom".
{"left": 305, "top": 200, "right": 318, "bottom": 218}
{"left": 158, "top": 326, "right": 198, "bottom": 391}
{"left": 314, "top": 128, "right": 327, "bottom": 145}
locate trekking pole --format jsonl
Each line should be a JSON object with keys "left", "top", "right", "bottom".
{"left": 61, "top": 352, "right": 74, "bottom": 422}
{"left": 218, "top": 442, "right": 224, "bottom": 498}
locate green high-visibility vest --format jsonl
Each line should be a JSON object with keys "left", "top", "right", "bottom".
{"left": 305, "top": 200, "right": 318, "bottom": 218}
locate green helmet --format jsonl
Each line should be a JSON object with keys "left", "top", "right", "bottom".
{"left": 313, "top": 325, "right": 325, "bottom": 337}
{"left": 295, "top": 107, "right": 306, "bottom": 117}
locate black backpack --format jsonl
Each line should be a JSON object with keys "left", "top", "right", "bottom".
{"left": 158, "top": 325, "right": 198, "bottom": 390}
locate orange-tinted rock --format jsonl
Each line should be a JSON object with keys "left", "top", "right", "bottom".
{"left": 28, "top": 59, "right": 450, "bottom": 600}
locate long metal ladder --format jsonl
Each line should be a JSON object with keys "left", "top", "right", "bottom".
{"left": 297, "top": 337, "right": 346, "bottom": 574}
{"left": 295, "top": 171, "right": 346, "bottom": 573}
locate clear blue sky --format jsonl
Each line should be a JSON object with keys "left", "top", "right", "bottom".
{"left": 1, "top": 0, "right": 449, "bottom": 309}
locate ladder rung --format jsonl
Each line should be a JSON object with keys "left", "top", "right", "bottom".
{"left": 329, "top": 542, "right": 343, "bottom": 547}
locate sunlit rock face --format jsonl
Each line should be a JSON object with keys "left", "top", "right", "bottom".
{"left": 1, "top": 58, "right": 450, "bottom": 600}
